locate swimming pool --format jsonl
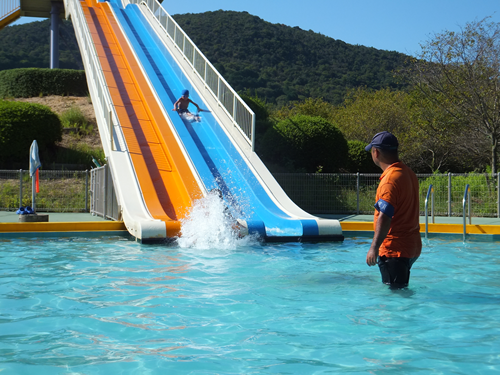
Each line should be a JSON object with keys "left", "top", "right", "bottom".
{"left": 1, "top": 232, "right": 499, "bottom": 374}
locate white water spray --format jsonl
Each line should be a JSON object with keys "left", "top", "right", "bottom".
{"left": 176, "top": 193, "right": 258, "bottom": 249}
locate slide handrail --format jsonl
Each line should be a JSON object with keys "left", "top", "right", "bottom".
{"left": 124, "top": 0, "right": 256, "bottom": 151}
{"left": 63, "top": 0, "right": 117, "bottom": 153}
{"left": 0, "top": 0, "right": 19, "bottom": 22}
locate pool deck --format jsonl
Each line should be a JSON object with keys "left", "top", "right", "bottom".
{"left": 1, "top": 211, "right": 500, "bottom": 238}
{"left": 0, "top": 211, "right": 128, "bottom": 237}
{"left": 318, "top": 214, "right": 500, "bottom": 237}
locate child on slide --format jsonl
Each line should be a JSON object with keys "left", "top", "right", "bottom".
{"left": 173, "top": 89, "right": 201, "bottom": 121}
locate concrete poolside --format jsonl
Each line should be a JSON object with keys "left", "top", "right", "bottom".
{"left": 0, "top": 211, "right": 127, "bottom": 237}
{"left": 1, "top": 211, "right": 500, "bottom": 238}
{"left": 318, "top": 214, "right": 500, "bottom": 237}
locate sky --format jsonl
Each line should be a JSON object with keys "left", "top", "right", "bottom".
{"left": 10, "top": 0, "right": 500, "bottom": 56}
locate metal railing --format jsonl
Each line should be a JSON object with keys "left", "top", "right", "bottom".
{"left": 63, "top": 0, "right": 116, "bottom": 152}
{"left": 0, "top": 169, "right": 89, "bottom": 212}
{"left": 0, "top": 0, "right": 20, "bottom": 22}
{"left": 125, "top": 0, "right": 256, "bottom": 150}
{"left": 424, "top": 184, "right": 434, "bottom": 239}
{"left": 90, "top": 165, "right": 120, "bottom": 220}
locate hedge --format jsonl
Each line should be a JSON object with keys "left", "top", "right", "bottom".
{"left": 0, "top": 68, "right": 87, "bottom": 98}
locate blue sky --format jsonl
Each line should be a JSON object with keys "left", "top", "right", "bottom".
{"left": 10, "top": 0, "right": 500, "bottom": 56}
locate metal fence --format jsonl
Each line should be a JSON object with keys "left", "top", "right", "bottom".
{"left": 89, "top": 165, "right": 120, "bottom": 221}
{"left": 0, "top": 169, "right": 90, "bottom": 212}
{"left": 2, "top": 170, "right": 499, "bottom": 217}
{"left": 273, "top": 172, "right": 500, "bottom": 217}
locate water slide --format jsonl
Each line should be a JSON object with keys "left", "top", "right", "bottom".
{"left": 7, "top": 0, "right": 344, "bottom": 242}
{"left": 0, "top": 1, "right": 20, "bottom": 30}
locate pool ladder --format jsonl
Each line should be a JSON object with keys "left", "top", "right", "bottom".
{"left": 425, "top": 184, "right": 471, "bottom": 242}
{"left": 424, "top": 185, "right": 434, "bottom": 239}
{"left": 463, "top": 184, "right": 471, "bottom": 242}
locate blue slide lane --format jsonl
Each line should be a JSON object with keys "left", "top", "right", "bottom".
{"left": 109, "top": 0, "right": 320, "bottom": 238}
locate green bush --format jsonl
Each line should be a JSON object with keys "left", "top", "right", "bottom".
{"left": 0, "top": 100, "right": 62, "bottom": 164}
{"left": 0, "top": 68, "right": 87, "bottom": 98}
{"left": 60, "top": 106, "right": 94, "bottom": 136}
{"left": 347, "top": 140, "right": 379, "bottom": 172}
{"left": 240, "top": 93, "right": 269, "bottom": 122}
{"left": 260, "top": 114, "right": 348, "bottom": 172}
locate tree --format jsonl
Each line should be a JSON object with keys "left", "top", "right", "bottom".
{"left": 404, "top": 17, "right": 500, "bottom": 174}
{"left": 332, "top": 87, "right": 491, "bottom": 172}
{"left": 272, "top": 97, "right": 335, "bottom": 122}
{"left": 331, "top": 88, "right": 415, "bottom": 158}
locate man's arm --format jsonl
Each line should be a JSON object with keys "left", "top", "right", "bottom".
{"left": 366, "top": 211, "right": 392, "bottom": 266}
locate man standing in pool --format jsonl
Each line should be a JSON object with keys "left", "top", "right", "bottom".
{"left": 365, "top": 131, "right": 422, "bottom": 288}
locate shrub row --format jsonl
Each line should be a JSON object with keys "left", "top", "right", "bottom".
{"left": 0, "top": 68, "right": 87, "bottom": 98}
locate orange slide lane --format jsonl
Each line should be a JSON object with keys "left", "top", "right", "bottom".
{"left": 81, "top": 0, "right": 202, "bottom": 237}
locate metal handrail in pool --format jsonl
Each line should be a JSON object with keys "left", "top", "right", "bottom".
{"left": 425, "top": 184, "right": 434, "bottom": 239}
{"left": 463, "top": 184, "right": 471, "bottom": 241}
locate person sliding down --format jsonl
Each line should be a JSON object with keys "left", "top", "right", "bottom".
{"left": 173, "top": 89, "right": 201, "bottom": 122}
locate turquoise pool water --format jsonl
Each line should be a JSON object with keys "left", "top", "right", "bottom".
{"left": 1, "top": 235, "right": 500, "bottom": 374}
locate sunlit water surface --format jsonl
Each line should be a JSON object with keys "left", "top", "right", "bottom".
{"left": 1, "top": 200, "right": 500, "bottom": 374}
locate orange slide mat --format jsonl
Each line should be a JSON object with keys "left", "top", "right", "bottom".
{"left": 81, "top": 0, "right": 202, "bottom": 237}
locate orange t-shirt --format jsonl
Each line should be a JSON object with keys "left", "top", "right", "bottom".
{"left": 374, "top": 162, "right": 422, "bottom": 258}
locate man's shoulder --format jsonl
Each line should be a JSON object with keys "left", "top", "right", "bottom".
{"left": 381, "top": 163, "right": 417, "bottom": 185}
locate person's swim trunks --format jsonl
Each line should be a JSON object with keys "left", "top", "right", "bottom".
{"left": 378, "top": 255, "right": 418, "bottom": 288}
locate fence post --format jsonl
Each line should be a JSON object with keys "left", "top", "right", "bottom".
{"left": 233, "top": 95, "right": 237, "bottom": 126}
{"left": 356, "top": 172, "right": 360, "bottom": 215}
{"left": 498, "top": 172, "right": 500, "bottom": 219}
{"left": 108, "top": 110, "right": 114, "bottom": 151}
{"left": 103, "top": 164, "right": 108, "bottom": 219}
{"left": 18, "top": 169, "right": 23, "bottom": 208}
{"left": 85, "top": 170, "right": 89, "bottom": 212}
{"left": 448, "top": 172, "right": 452, "bottom": 217}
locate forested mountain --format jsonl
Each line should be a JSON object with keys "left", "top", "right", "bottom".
{"left": 0, "top": 19, "right": 83, "bottom": 71}
{"left": 173, "top": 11, "right": 409, "bottom": 105}
{"left": 0, "top": 10, "right": 409, "bottom": 105}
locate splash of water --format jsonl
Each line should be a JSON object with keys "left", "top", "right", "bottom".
{"left": 176, "top": 194, "right": 258, "bottom": 249}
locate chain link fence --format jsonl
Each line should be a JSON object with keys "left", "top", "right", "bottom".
{"left": 2, "top": 170, "right": 499, "bottom": 217}
{"left": 0, "top": 169, "right": 90, "bottom": 212}
{"left": 273, "top": 172, "right": 500, "bottom": 217}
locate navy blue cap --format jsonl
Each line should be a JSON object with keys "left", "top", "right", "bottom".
{"left": 181, "top": 89, "right": 189, "bottom": 97}
{"left": 365, "top": 131, "right": 399, "bottom": 151}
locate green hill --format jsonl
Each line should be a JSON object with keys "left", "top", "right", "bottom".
{"left": 0, "top": 10, "right": 409, "bottom": 105}
{"left": 0, "top": 19, "right": 83, "bottom": 71}
{"left": 173, "top": 10, "right": 409, "bottom": 105}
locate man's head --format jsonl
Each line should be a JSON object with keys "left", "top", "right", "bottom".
{"left": 365, "top": 131, "right": 399, "bottom": 168}
{"left": 365, "top": 131, "right": 398, "bottom": 152}
{"left": 181, "top": 89, "right": 189, "bottom": 98}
